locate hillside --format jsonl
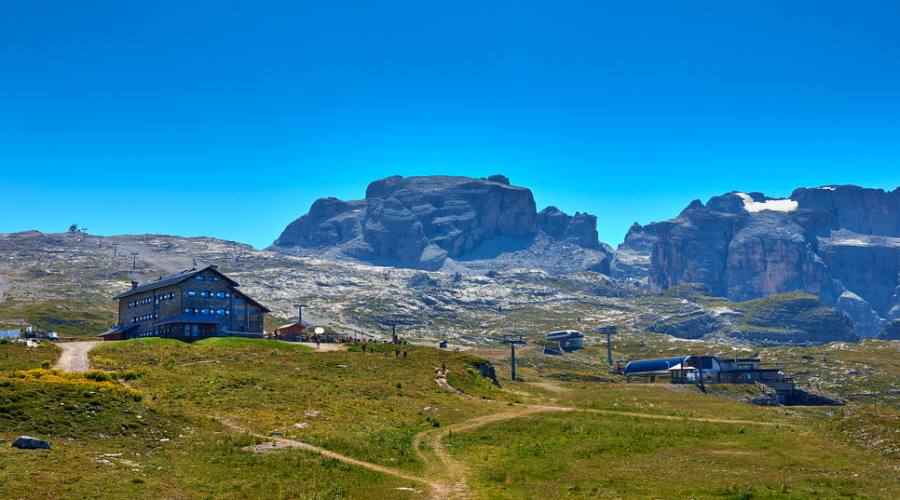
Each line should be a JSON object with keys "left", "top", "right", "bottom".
{"left": 1, "top": 340, "right": 897, "bottom": 498}
{"left": 0, "top": 230, "right": 862, "bottom": 346}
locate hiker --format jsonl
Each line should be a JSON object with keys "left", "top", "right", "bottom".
{"left": 402, "top": 350, "right": 408, "bottom": 360}
{"left": 395, "top": 348, "right": 400, "bottom": 358}
{"left": 441, "top": 361, "right": 446, "bottom": 374}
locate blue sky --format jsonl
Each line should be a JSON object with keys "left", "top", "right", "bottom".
{"left": 1, "top": 1, "right": 898, "bottom": 248}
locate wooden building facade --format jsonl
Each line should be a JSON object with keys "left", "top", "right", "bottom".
{"left": 100, "top": 265, "right": 269, "bottom": 341}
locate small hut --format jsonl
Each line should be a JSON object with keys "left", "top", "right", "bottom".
{"left": 273, "top": 321, "right": 310, "bottom": 341}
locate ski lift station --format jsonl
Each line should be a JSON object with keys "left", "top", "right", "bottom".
{"left": 624, "top": 355, "right": 789, "bottom": 386}
{"left": 543, "top": 330, "right": 584, "bottom": 354}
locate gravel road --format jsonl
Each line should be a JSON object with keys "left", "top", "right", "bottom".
{"left": 55, "top": 341, "right": 100, "bottom": 372}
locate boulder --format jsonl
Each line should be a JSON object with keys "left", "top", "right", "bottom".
{"left": 12, "top": 436, "right": 50, "bottom": 450}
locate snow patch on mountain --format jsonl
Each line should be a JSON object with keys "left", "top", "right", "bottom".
{"left": 736, "top": 192, "right": 798, "bottom": 213}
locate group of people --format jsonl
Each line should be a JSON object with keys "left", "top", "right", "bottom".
{"left": 357, "top": 338, "right": 409, "bottom": 359}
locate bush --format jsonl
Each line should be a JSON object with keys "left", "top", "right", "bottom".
{"left": 115, "top": 369, "right": 145, "bottom": 381}
{"left": 85, "top": 370, "right": 112, "bottom": 382}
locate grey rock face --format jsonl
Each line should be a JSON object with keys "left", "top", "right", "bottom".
{"left": 621, "top": 185, "right": 899, "bottom": 337}
{"left": 12, "top": 436, "right": 50, "bottom": 449}
{"left": 791, "top": 185, "right": 900, "bottom": 236}
{"left": 272, "top": 175, "right": 607, "bottom": 272}
{"left": 536, "top": 207, "right": 600, "bottom": 249}
{"left": 836, "top": 290, "right": 887, "bottom": 339}
{"left": 882, "top": 320, "right": 900, "bottom": 340}
{"left": 611, "top": 223, "right": 659, "bottom": 284}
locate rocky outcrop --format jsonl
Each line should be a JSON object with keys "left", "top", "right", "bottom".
{"left": 732, "top": 294, "right": 857, "bottom": 345}
{"left": 791, "top": 185, "right": 900, "bottom": 236}
{"left": 881, "top": 320, "right": 900, "bottom": 340}
{"left": 610, "top": 223, "right": 658, "bottom": 284}
{"left": 618, "top": 185, "right": 899, "bottom": 337}
{"left": 272, "top": 175, "right": 610, "bottom": 272}
{"left": 536, "top": 207, "right": 600, "bottom": 249}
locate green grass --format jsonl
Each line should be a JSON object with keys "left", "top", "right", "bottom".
{"left": 763, "top": 339, "right": 900, "bottom": 405}
{"left": 1, "top": 337, "right": 898, "bottom": 498}
{"left": 447, "top": 410, "right": 899, "bottom": 499}
{"left": 90, "top": 339, "right": 512, "bottom": 473}
{"left": 0, "top": 298, "right": 116, "bottom": 338}
{"left": 0, "top": 341, "right": 59, "bottom": 370}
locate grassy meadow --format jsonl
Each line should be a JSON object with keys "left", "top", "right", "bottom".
{"left": 0, "top": 338, "right": 897, "bottom": 499}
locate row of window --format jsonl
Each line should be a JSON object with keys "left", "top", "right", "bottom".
{"left": 132, "top": 313, "right": 159, "bottom": 323}
{"left": 127, "top": 292, "right": 176, "bottom": 308}
{"left": 184, "top": 307, "right": 229, "bottom": 316}
{"left": 129, "top": 297, "right": 152, "bottom": 307}
{"left": 185, "top": 290, "right": 231, "bottom": 299}
{"left": 195, "top": 275, "right": 219, "bottom": 281}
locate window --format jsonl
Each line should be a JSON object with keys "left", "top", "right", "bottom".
{"left": 216, "top": 308, "right": 226, "bottom": 315}
{"left": 187, "top": 290, "right": 197, "bottom": 297}
{"left": 196, "top": 275, "right": 205, "bottom": 281}
{"left": 200, "top": 291, "right": 210, "bottom": 298}
{"left": 184, "top": 307, "right": 195, "bottom": 314}
{"left": 201, "top": 308, "right": 210, "bottom": 315}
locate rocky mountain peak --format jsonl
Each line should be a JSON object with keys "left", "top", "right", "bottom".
{"left": 272, "top": 174, "right": 610, "bottom": 272}
{"left": 615, "top": 184, "right": 900, "bottom": 337}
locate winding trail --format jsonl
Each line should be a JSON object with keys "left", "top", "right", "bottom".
{"left": 220, "top": 374, "right": 795, "bottom": 499}
{"left": 219, "top": 418, "right": 447, "bottom": 497}
{"left": 54, "top": 341, "right": 99, "bottom": 372}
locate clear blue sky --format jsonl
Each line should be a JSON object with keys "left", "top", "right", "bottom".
{"left": 2, "top": 1, "right": 898, "bottom": 248}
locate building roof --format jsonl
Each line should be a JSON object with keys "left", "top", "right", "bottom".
{"left": 275, "top": 320, "right": 311, "bottom": 331}
{"left": 156, "top": 315, "right": 223, "bottom": 325}
{"left": 623, "top": 356, "right": 690, "bottom": 375}
{"left": 113, "top": 266, "right": 238, "bottom": 300}
{"left": 546, "top": 330, "right": 584, "bottom": 341}
{"left": 97, "top": 324, "right": 138, "bottom": 337}
{"left": 233, "top": 289, "right": 271, "bottom": 313}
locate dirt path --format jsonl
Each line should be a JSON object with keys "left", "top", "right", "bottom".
{"left": 415, "top": 405, "right": 564, "bottom": 498}
{"left": 296, "top": 342, "right": 347, "bottom": 352}
{"left": 219, "top": 418, "right": 445, "bottom": 496}
{"left": 55, "top": 341, "right": 99, "bottom": 372}
{"left": 221, "top": 374, "right": 792, "bottom": 499}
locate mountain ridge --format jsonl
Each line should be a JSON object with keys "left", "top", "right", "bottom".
{"left": 271, "top": 174, "right": 613, "bottom": 273}
{"left": 614, "top": 184, "right": 900, "bottom": 337}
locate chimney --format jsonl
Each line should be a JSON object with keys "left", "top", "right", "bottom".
{"left": 131, "top": 280, "right": 139, "bottom": 290}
